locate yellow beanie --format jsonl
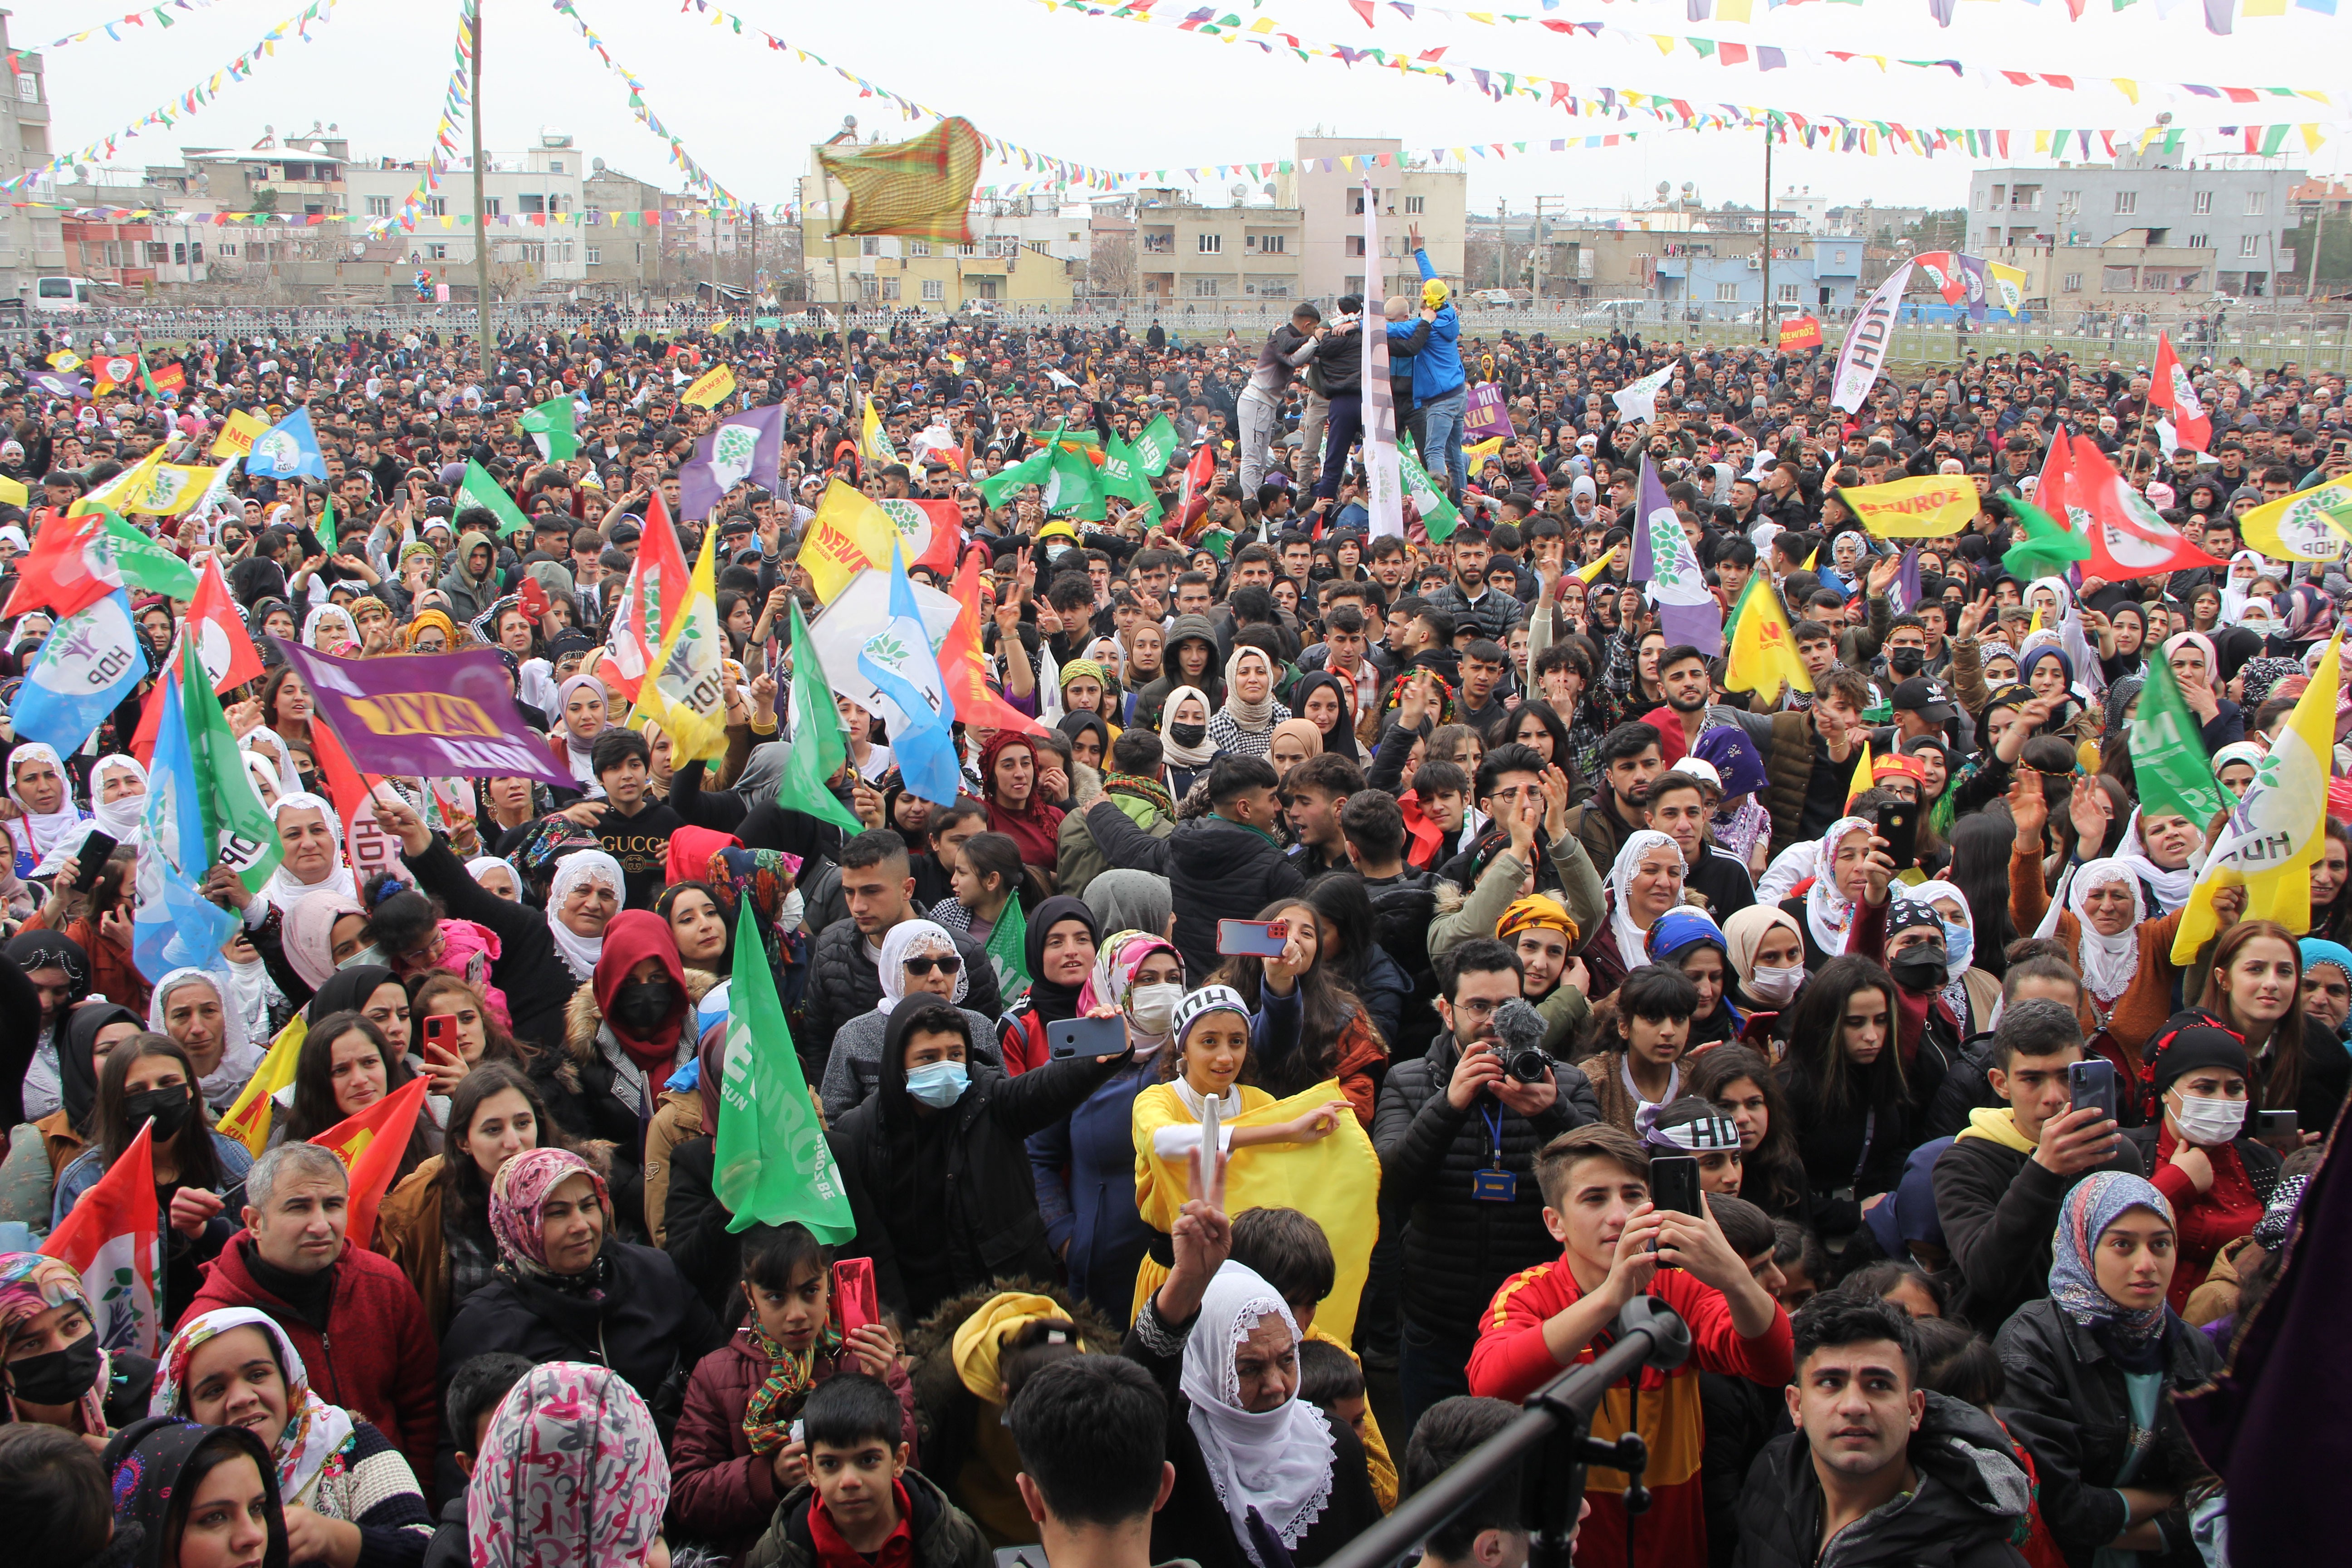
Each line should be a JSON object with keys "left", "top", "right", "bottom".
{"left": 1422, "top": 278, "right": 1450, "bottom": 309}
{"left": 950, "top": 1291, "right": 1077, "bottom": 1401}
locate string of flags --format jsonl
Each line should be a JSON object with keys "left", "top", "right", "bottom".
{"left": 386, "top": 0, "right": 477, "bottom": 235}
{"left": 0, "top": 0, "right": 338, "bottom": 195}
{"left": 9, "top": 0, "right": 238, "bottom": 61}
{"left": 548, "top": 0, "right": 742, "bottom": 210}
{"left": 1478, "top": 0, "right": 2339, "bottom": 34}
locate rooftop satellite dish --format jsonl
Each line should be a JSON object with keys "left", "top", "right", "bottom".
{"left": 593, "top": 157, "right": 607, "bottom": 172}
{"left": 1656, "top": 180, "right": 1671, "bottom": 199}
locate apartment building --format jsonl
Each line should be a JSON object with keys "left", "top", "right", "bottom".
{"left": 345, "top": 133, "right": 590, "bottom": 290}
{"left": 0, "top": 20, "right": 68, "bottom": 303}
{"left": 797, "top": 144, "right": 1077, "bottom": 310}
{"left": 1276, "top": 137, "right": 1468, "bottom": 303}
{"left": 1967, "top": 149, "right": 2298, "bottom": 296}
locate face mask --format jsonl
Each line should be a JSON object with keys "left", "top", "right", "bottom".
{"left": 612, "top": 977, "right": 678, "bottom": 1034}
{"left": 5, "top": 1331, "right": 100, "bottom": 1407}
{"left": 124, "top": 1084, "right": 191, "bottom": 1142}
{"left": 1887, "top": 648, "right": 1926, "bottom": 678}
{"left": 905, "top": 1060, "right": 970, "bottom": 1109}
{"left": 1941, "top": 920, "right": 1975, "bottom": 976}
{"left": 2171, "top": 1092, "right": 2248, "bottom": 1146}
{"left": 1747, "top": 964, "right": 1807, "bottom": 1005}
{"left": 1888, "top": 942, "right": 1950, "bottom": 991}
{"left": 339, "top": 944, "right": 387, "bottom": 971}
{"left": 1168, "top": 721, "right": 1208, "bottom": 749}
{"left": 1129, "top": 982, "right": 1184, "bottom": 1039}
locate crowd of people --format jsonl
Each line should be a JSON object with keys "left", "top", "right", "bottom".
{"left": 0, "top": 274, "right": 2342, "bottom": 1568}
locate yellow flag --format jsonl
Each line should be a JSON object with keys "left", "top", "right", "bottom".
{"left": 120, "top": 462, "right": 223, "bottom": 516}
{"left": 1573, "top": 544, "right": 1622, "bottom": 584}
{"left": 216, "top": 1015, "right": 307, "bottom": 1156}
{"left": 73, "top": 450, "right": 161, "bottom": 515}
{"left": 681, "top": 365, "right": 735, "bottom": 409}
{"left": 861, "top": 399, "right": 898, "bottom": 465}
{"left": 799, "top": 479, "right": 897, "bottom": 603}
{"left": 2028, "top": 606, "right": 2044, "bottom": 636}
{"left": 212, "top": 409, "right": 270, "bottom": 459}
{"left": 1462, "top": 435, "right": 1503, "bottom": 461}
{"left": 0, "top": 475, "right": 24, "bottom": 508}
{"left": 629, "top": 525, "right": 730, "bottom": 765}
{"left": 1839, "top": 473, "right": 1980, "bottom": 539}
{"left": 1721, "top": 572, "right": 1812, "bottom": 704}
{"left": 2171, "top": 631, "right": 2342, "bottom": 963}
{"left": 1802, "top": 544, "right": 1820, "bottom": 573}
{"left": 2240, "top": 478, "right": 2352, "bottom": 563}
{"left": 1847, "top": 738, "right": 1874, "bottom": 810}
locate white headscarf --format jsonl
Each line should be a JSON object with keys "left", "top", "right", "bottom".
{"left": 1804, "top": 816, "right": 1873, "bottom": 960}
{"left": 466, "top": 854, "right": 520, "bottom": 898}
{"left": 876, "top": 919, "right": 969, "bottom": 1015}
{"left": 2115, "top": 806, "right": 2198, "bottom": 914}
{"left": 302, "top": 603, "right": 358, "bottom": 652}
{"left": 244, "top": 751, "right": 284, "bottom": 809}
{"left": 260, "top": 791, "right": 358, "bottom": 914}
{"left": 2061, "top": 858, "right": 2144, "bottom": 1006}
{"left": 241, "top": 725, "right": 304, "bottom": 802}
{"left": 1607, "top": 829, "right": 1685, "bottom": 967}
{"left": 147, "top": 967, "right": 264, "bottom": 1110}
{"left": 1908, "top": 877, "right": 1977, "bottom": 1025}
{"left": 546, "top": 849, "right": 624, "bottom": 981}
{"left": 2221, "top": 549, "right": 2264, "bottom": 625}
{"left": 7, "top": 742, "right": 88, "bottom": 870}
{"left": 1160, "top": 684, "right": 1217, "bottom": 768}
{"left": 555, "top": 672, "right": 608, "bottom": 787}
{"left": 1179, "top": 1262, "right": 1337, "bottom": 1568}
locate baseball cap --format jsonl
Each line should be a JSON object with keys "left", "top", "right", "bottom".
{"left": 1891, "top": 677, "right": 1956, "bottom": 724}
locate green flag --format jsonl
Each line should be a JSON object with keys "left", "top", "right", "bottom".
{"left": 98, "top": 512, "right": 198, "bottom": 598}
{"left": 1100, "top": 429, "right": 1162, "bottom": 519}
{"left": 776, "top": 597, "right": 863, "bottom": 834}
{"left": 1043, "top": 443, "right": 1107, "bottom": 521}
{"left": 519, "top": 394, "right": 578, "bottom": 461}
{"left": 1399, "top": 437, "right": 1460, "bottom": 543}
{"left": 982, "top": 893, "right": 1030, "bottom": 1004}
{"left": 976, "top": 443, "right": 1053, "bottom": 508}
{"left": 181, "top": 638, "right": 283, "bottom": 894}
{"left": 1131, "top": 414, "right": 1179, "bottom": 477}
{"left": 715, "top": 896, "right": 855, "bottom": 1238}
{"left": 457, "top": 459, "right": 533, "bottom": 537}
{"left": 2127, "top": 651, "right": 2230, "bottom": 831}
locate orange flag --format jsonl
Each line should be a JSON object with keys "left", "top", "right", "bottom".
{"left": 41, "top": 1121, "right": 162, "bottom": 1354}
{"left": 308, "top": 1075, "right": 428, "bottom": 1250}
{"left": 943, "top": 550, "right": 1047, "bottom": 737}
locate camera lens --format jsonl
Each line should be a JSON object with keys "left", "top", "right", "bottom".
{"left": 1507, "top": 1049, "right": 1549, "bottom": 1084}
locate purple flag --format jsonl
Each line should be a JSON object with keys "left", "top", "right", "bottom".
{"left": 1631, "top": 456, "right": 1722, "bottom": 656}
{"left": 1957, "top": 255, "right": 1991, "bottom": 323}
{"left": 678, "top": 404, "right": 785, "bottom": 520}
{"left": 273, "top": 641, "right": 576, "bottom": 789}
{"left": 32, "top": 371, "right": 90, "bottom": 399}
{"left": 1463, "top": 382, "right": 1515, "bottom": 440}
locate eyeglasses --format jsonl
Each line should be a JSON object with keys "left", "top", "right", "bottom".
{"left": 1453, "top": 996, "right": 1507, "bottom": 1017}
{"left": 903, "top": 955, "right": 962, "bottom": 977}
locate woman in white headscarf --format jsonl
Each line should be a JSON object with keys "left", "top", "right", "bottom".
{"left": 551, "top": 672, "right": 610, "bottom": 790}
{"left": 2, "top": 741, "right": 88, "bottom": 879}
{"left": 1158, "top": 685, "right": 1218, "bottom": 798}
{"left": 1585, "top": 828, "right": 1686, "bottom": 1002}
{"left": 301, "top": 603, "right": 359, "bottom": 657}
{"left": 148, "top": 966, "right": 267, "bottom": 1111}
{"left": 257, "top": 791, "right": 358, "bottom": 916}
{"left": 245, "top": 749, "right": 285, "bottom": 809}
{"left": 1207, "top": 647, "right": 1290, "bottom": 760}
{"left": 466, "top": 854, "right": 522, "bottom": 900}
{"left": 1781, "top": 814, "right": 1875, "bottom": 973}
{"left": 1128, "top": 1256, "right": 1378, "bottom": 1568}
{"left": 1905, "top": 877, "right": 2000, "bottom": 1039}
{"left": 545, "top": 848, "right": 625, "bottom": 982}
{"left": 2219, "top": 549, "right": 2265, "bottom": 625}
{"left": 85, "top": 753, "right": 147, "bottom": 846}
{"left": 817, "top": 918, "right": 997, "bottom": 1120}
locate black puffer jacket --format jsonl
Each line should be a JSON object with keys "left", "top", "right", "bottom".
{"left": 402, "top": 833, "right": 578, "bottom": 1057}
{"left": 1362, "top": 867, "right": 1443, "bottom": 1054}
{"left": 1081, "top": 799, "right": 1304, "bottom": 982}
{"left": 1931, "top": 1126, "right": 2145, "bottom": 1333}
{"left": 1372, "top": 1029, "right": 1600, "bottom": 1338}
{"left": 799, "top": 914, "right": 1002, "bottom": 1069}
{"left": 1734, "top": 1392, "right": 2034, "bottom": 1568}
{"left": 1994, "top": 1301, "right": 2221, "bottom": 1567}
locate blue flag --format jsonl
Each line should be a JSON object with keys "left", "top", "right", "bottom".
{"left": 856, "top": 545, "right": 962, "bottom": 807}
{"left": 133, "top": 658, "right": 240, "bottom": 988}
{"left": 243, "top": 406, "right": 328, "bottom": 482}
{"left": 11, "top": 590, "right": 144, "bottom": 758}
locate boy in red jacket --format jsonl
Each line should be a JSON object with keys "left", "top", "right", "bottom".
{"left": 1467, "top": 1122, "right": 1793, "bottom": 1568}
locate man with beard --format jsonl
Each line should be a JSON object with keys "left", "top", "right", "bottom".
{"left": 1563, "top": 721, "right": 1664, "bottom": 872}
{"left": 1637, "top": 644, "right": 1720, "bottom": 768}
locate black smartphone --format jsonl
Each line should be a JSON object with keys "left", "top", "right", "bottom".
{"left": 2068, "top": 1058, "right": 2118, "bottom": 1124}
{"left": 2254, "top": 1109, "right": 2301, "bottom": 1141}
{"left": 1874, "top": 800, "right": 1917, "bottom": 869}
{"left": 72, "top": 832, "right": 118, "bottom": 892}
{"left": 1047, "top": 1014, "right": 1128, "bottom": 1061}
{"left": 1649, "top": 1154, "right": 1702, "bottom": 1267}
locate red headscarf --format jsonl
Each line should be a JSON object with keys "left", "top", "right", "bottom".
{"left": 978, "top": 729, "right": 1064, "bottom": 870}
{"left": 592, "top": 909, "right": 691, "bottom": 1092}
{"left": 665, "top": 824, "right": 741, "bottom": 889}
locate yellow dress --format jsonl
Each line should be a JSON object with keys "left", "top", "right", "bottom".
{"left": 1127, "top": 1076, "right": 1383, "bottom": 1343}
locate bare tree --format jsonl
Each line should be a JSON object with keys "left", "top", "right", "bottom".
{"left": 1088, "top": 243, "right": 1137, "bottom": 300}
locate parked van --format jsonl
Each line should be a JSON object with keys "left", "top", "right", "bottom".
{"left": 29, "top": 275, "right": 102, "bottom": 313}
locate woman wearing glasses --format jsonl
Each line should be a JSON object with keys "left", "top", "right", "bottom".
{"left": 818, "top": 920, "right": 1003, "bottom": 1122}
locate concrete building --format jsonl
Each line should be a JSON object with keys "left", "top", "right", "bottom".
{"left": 1132, "top": 186, "right": 1304, "bottom": 305}
{"left": 345, "top": 133, "right": 589, "bottom": 295}
{"left": 581, "top": 164, "right": 671, "bottom": 300}
{"left": 1966, "top": 149, "right": 2298, "bottom": 296}
{"left": 1275, "top": 137, "right": 1467, "bottom": 304}
{"left": 1972, "top": 240, "right": 2224, "bottom": 316}
{"left": 1655, "top": 235, "right": 1866, "bottom": 320}
{"left": 0, "top": 20, "right": 66, "bottom": 304}
{"left": 797, "top": 142, "right": 1078, "bottom": 310}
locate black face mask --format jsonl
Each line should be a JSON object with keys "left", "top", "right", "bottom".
{"left": 1888, "top": 943, "right": 1950, "bottom": 992}
{"left": 1887, "top": 648, "right": 1926, "bottom": 678}
{"left": 1167, "top": 721, "right": 1207, "bottom": 749}
{"left": 123, "top": 1084, "right": 192, "bottom": 1142}
{"left": 6, "top": 1331, "right": 100, "bottom": 1406}
{"left": 612, "top": 977, "right": 677, "bottom": 1034}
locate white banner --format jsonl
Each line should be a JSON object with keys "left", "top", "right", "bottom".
{"left": 1612, "top": 363, "right": 1675, "bottom": 423}
{"left": 1832, "top": 261, "right": 1914, "bottom": 414}
{"left": 1360, "top": 180, "right": 1405, "bottom": 541}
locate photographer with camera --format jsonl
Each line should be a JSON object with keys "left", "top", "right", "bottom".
{"left": 1374, "top": 939, "right": 1601, "bottom": 1431}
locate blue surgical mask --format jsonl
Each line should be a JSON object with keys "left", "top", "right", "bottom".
{"left": 1941, "top": 918, "right": 1974, "bottom": 976}
{"left": 905, "top": 1060, "right": 970, "bottom": 1109}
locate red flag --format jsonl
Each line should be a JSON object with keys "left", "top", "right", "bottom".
{"left": 1173, "top": 440, "right": 1218, "bottom": 539}
{"left": 4, "top": 509, "right": 118, "bottom": 620}
{"left": 2071, "top": 436, "right": 2225, "bottom": 580}
{"left": 308, "top": 1075, "right": 428, "bottom": 1250}
{"left": 2034, "top": 430, "right": 2073, "bottom": 525}
{"left": 601, "top": 491, "right": 692, "bottom": 701}
{"left": 2151, "top": 332, "right": 2213, "bottom": 454}
{"left": 190, "top": 554, "right": 264, "bottom": 690}
{"left": 309, "top": 718, "right": 406, "bottom": 890}
{"left": 40, "top": 1120, "right": 162, "bottom": 1354}
{"left": 941, "top": 551, "right": 1047, "bottom": 737}
{"left": 880, "top": 497, "right": 963, "bottom": 578}
{"left": 150, "top": 363, "right": 186, "bottom": 395}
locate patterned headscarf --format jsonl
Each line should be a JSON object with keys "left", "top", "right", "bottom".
{"left": 741, "top": 1301, "right": 842, "bottom": 1459}
{"left": 1803, "top": 816, "right": 1873, "bottom": 960}
{"left": 487, "top": 1148, "right": 612, "bottom": 1288}
{"left": 151, "top": 1307, "right": 354, "bottom": 1507}
{"left": 106, "top": 1419, "right": 290, "bottom": 1568}
{"left": 1080, "top": 929, "right": 1183, "bottom": 1055}
{"left": 402, "top": 608, "right": 459, "bottom": 652}
{"left": 468, "top": 1362, "right": 670, "bottom": 1568}
{"left": 0, "top": 1253, "right": 108, "bottom": 1432}
{"left": 1498, "top": 894, "right": 1578, "bottom": 946}
{"left": 2049, "top": 1171, "right": 2174, "bottom": 1349}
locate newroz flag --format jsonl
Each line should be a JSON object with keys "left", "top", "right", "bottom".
{"left": 678, "top": 405, "right": 784, "bottom": 520}
{"left": 2151, "top": 332, "right": 2212, "bottom": 455}
{"left": 632, "top": 526, "right": 730, "bottom": 767}
{"left": 216, "top": 1016, "right": 305, "bottom": 1155}
{"left": 1833, "top": 263, "right": 1913, "bottom": 414}
{"left": 457, "top": 460, "right": 532, "bottom": 538}
{"left": 858, "top": 547, "right": 962, "bottom": 807}
{"left": 1628, "top": 456, "right": 1722, "bottom": 656}
{"left": 682, "top": 365, "right": 736, "bottom": 409}
{"left": 2069, "top": 436, "right": 2225, "bottom": 579}
{"left": 716, "top": 897, "right": 854, "bottom": 1239}
{"left": 1172, "top": 438, "right": 1218, "bottom": 537}
{"left": 10, "top": 590, "right": 145, "bottom": 758}
{"left": 1130, "top": 414, "right": 1180, "bottom": 477}
{"left": 307, "top": 1075, "right": 429, "bottom": 1250}
{"left": 211, "top": 409, "right": 269, "bottom": 459}
{"left": 2171, "top": 632, "right": 2343, "bottom": 963}
{"left": 519, "top": 393, "right": 578, "bottom": 461}
{"left": 1722, "top": 571, "right": 1812, "bottom": 704}
{"left": 602, "top": 493, "right": 692, "bottom": 701}
{"left": 1839, "top": 473, "right": 1980, "bottom": 539}
{"left": 798, "top": 480, "right": 898, "bottom": 604}
{"left": 975, "top": 442, "right": 1053, "bottom": 509}
{"left": 1612, "top": 363, "right": 1675, "bottom": 423}
{"left": 1098, "top": 431, "right": 1163, "bottom": 521}
{"left": 1359, "top": 177, "right": 1405, "bottom": 541}
{"left": 2240, "top": 478, "right": 2352, "bottom": 564}
{"left": 40, "top": 1120, "right": 162, "bottom": 1355}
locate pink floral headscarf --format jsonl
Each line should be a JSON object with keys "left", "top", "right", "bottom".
{"left": 151, "top": 1306, "right": 354, "bottom": 1507}
{"left": 468, "top": 1361, "right": 670, "bottom": 1568}
{"left": 0, "top": 1253, "right": 107, "bottom": 1433}
{"left": 487, "top": 1147, "right": 611, "bottom": 1284}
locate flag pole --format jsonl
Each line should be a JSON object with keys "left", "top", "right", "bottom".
{"left": 469, "top": 0, "right": 495, "bottom": 383}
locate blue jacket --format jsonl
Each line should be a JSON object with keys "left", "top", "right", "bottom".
{"left": 1027, "top": 1062, "right": 1158, "bottom": 1320}
{"left": 1408, "top": 247, "right": 1464, "bottom": 402}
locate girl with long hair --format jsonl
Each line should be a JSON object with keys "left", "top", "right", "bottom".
{"left": 1689, "top": 1044, "right": 1807, "bottom": 1220}
{"left": 1214, "top": 893, "right": 1389, "bottom": 1124}
{"left": 1775, "top": 954, "right": 1909, "bottom": 1244}
{"left": 2198, "top": 916, "right": 2352, "bottom": 1134}
{"left": 280, "top": 1011, "right": 436, "bottom": 1189}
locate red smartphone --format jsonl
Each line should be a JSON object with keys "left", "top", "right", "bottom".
{"left": 423, "top": 1014, "right": 458, "bottom": 1055}
{"left": 833, "top": 1257, "right": 879, "bottom": 1337}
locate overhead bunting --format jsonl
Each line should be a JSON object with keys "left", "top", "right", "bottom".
{"left": 384, "top": 0, "right": 477, "bottom": 235}
{"left": 547, "top": 0, "right": 742, "bottom": 209}
{"left": 13, "top": 0, "right": 240, "bottom": 59}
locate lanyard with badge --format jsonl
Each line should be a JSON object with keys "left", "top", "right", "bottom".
{"left": 1471, "top": 1099, "right": 1516, "bottom": 1202}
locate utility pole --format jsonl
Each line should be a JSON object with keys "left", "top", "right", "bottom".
{"left": 2308, "top": 193, "right": 2327, "bottom": 304}
{"left": 469, "top": 0, "right": 494, "bottom": 380}
{"left": 1760, "top": 123, "right": 1773, "bottom": 347}
{"left": 1497, "top": 199, "right": 1507, "bottom": 289}
{"left": 1534, "top": 196, "right": 1548, "bottom": 300}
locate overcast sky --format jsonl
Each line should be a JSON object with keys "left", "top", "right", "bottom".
{"left": 11, "top": 0, "right": 2336, "bottom": 220}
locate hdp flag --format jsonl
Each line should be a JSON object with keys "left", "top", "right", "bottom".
{"left": 678, "top": 405, "right": 784, "bottom": 521}
{"left": 601, "top": 491, "right": 692, "bottom": 701}
{"left": 1042, "top": 442, "right": 1107, "bottom": 521}
{"left": 40, "top": 1121, "right": 161, "bottom": 1355}
{"left": 2151, "top": 331, "right": 2213, "bottom": 455}
{"left": 12, "top": 589, "right": 144, "bottom": 758}
{"left": 2241, "top": 478, "right": 2352, "bottom": 564}
{"left": 1721, "top": 572, "right": 1811, "bottom": 704}
{"left": 2128, "top": 652, "right": 2231, "bottom": 840}
{"left": 242, "top": 406, "right": 328, "bottom": 482}
{"left": 308, "top": 1075, "right": 429, "bottom": 1250}
{"left": 1399, "top": 436, "right": 1461, "bottom": 542}
{"left": 457, "top": 459, "right": 533, "bottom": 537}
{"left": 858, "top": 546, "right": 961, "bottom": 806}
{"left": 134, "top": 654, "right": 245, "bottom": 987}
{"left": 519, "top": 393, "right": 578, "bottom": 461}
{"left": 818, "top": 117, "right": 985, "bottom": 243}
{"left": 632, "top": 525, "right": 730, "bottom": 766}
{"left": 216, "top": 1015, "right": 306, "bottom": 1156}
{"left": 2171, "top": 632, "right": 2343, "bottom": 963}
{"left": 1629, "top": 456, "right": 1722, "bottom": 656}
{"left": 717, "top": 897, "right": 854, "bottom": 1238}
{"left": 776, "top": 597, "right": 863, "bottom": 834}
{"left": 4, "top": 508, "right": 121, "bottom": 620}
